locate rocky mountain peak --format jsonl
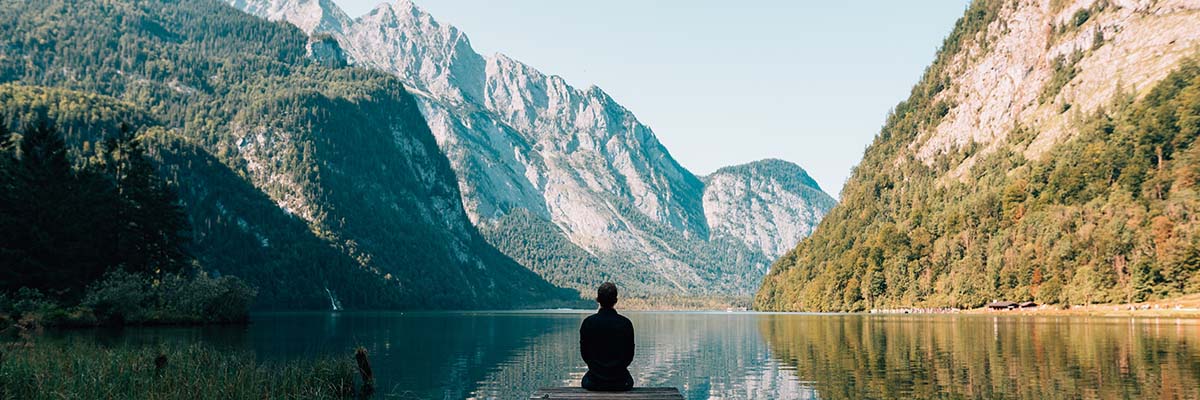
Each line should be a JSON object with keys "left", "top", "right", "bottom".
{"left": 228, "top": 0, "right": 836, "bottom": 299}
{"left": 703, "top": 159, "right": 836, "bottom": 259}
{"left": 228, "top": 0, "right": 350, "bottom": 34}
{"left": 709, "top": 159, "right": 825, "bottom": 193}
{"left": 348, "top": 0, "right": 486, "bottom": 103}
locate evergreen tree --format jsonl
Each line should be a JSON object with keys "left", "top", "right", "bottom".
{"left": 0, "top": 123, "right": 21, "bottom": 288}
{"left": 3, "top": 121, "right": 110, "bottom": 296}
{"left": 110, "top": 126, "right": 191, "bottom": 276}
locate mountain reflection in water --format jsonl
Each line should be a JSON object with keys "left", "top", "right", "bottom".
{"left": 58, "top": 311, "right": 1200, "bottom": 399}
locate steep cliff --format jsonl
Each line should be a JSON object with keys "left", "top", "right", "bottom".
{"left": 757, "top": 0, "right": 1200, "bottom": 311}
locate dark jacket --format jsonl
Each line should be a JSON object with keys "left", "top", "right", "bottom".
{"left": 579, "top": 307, "right": 634, "bottom": 391}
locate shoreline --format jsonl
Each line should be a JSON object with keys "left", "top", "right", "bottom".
{"left": 873, "top": 294, "right": 1200, "bottom": 318}
{"left": 960, "top": 305, "right": 1200, "bottom": 318}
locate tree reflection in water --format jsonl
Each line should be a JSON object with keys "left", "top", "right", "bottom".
{"left": 57, "top": 312, "right": 1200, "bottom": 399}
{"left": 759, "top": 314, "right": 1200, "bottom": 400}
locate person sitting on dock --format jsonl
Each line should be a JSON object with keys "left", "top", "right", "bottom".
{"left": 579, "top": 282, "right": 635, "bottom": 391}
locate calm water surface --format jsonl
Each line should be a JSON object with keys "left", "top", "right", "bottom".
{"left": 66, "top": 311, "right": 1200, "bottom": 399}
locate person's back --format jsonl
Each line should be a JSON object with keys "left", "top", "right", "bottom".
{"left": 579, "top": 282, "right": 634, "bottom": 391}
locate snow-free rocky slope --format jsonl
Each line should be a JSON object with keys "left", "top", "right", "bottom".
{"left": 228, "top": 0, "right": 836, "bottom": 298}
{"left": 704, "top": 160, "right": 838, "bottom": 260}
{"left": 756, "top": 0, "right": 1200, "bottom": 311}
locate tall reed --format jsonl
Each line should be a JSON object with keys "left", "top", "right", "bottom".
{"left": 0, "top": 339, "right": 361, "bottom": 399}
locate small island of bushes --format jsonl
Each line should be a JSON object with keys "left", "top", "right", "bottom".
{"left": 0, "top": 270, "right": 255, "bottom": 331}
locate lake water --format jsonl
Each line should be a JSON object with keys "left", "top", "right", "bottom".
{"left": 63, "top": 311, "right": 1200, "bottom": 399}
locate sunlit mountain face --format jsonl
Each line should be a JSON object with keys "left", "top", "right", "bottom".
{"left": 227, "top": 0, "right": 836, "bottom": 302}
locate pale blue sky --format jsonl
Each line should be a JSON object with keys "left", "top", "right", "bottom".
{"left": 332, "top": 0, "right": 970, "bottom": 197}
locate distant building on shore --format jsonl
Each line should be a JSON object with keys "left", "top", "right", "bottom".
{"left": 986, "top": 301, "right": 1018, "bottom": 310}
{"left": 985, "top": 301, "right": 1037, "bottom": 310}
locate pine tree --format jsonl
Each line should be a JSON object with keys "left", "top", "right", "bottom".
{"left": 7, "top": 121, "right": 78, "bottom": 293}
{"left": 111, "top": 126, "right": 191, "bottom": 276}
{"left": 0, "top": 122, "right": 22, "bottom": 291}
{"left": 0, "top": 121, "right": 120, "bottom": 297}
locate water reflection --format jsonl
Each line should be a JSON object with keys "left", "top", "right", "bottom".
{"left": 759, "top": 314, "right": 1200, "bottom": 400}
{"left": 55, "top": 312, "right": 1200, "bottom": 399}
{"left": 469, "top": 312, "right": 815, "bottom": 399}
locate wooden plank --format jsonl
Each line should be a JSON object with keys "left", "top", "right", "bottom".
{"left": 530, "top": 387, "right": 683, "bottom": 400}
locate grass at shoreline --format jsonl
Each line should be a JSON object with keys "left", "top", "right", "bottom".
{"left": 0, "top": 339, "right": 363, "bottom": 400}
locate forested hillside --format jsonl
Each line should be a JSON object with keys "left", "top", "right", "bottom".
{"left": 0, "top": 0, "right": 571, "bottom": 309}
{"left": 757, "top": 0, "right": 1200, "bottom": 311}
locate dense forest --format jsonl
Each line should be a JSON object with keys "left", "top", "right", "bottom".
{"left": 0, "top": 0, "right": 571, "bottom": 310}
{"left": 0, "top": 102, "right": 255, "bottom": 325}
{"left": 756, "top": 0, "right": 1200, "bottom": 311}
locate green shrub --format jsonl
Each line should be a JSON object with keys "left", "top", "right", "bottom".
{"left": 155, "top": 272, "right": 257, "bottom": 324}
{"left": 80, "top": 270, "right": 257, "bottom": 326}
{"left": 1072, "top": 8, "right": 1091, "bottom": 27}
{"left": 10, "top": 288, "right": 55, "bottom": 318}
{"left": 0, "top": 288, "right": 95, "bottom": 328}
{"left": 82, "top": 270, "right": 154, "bottom": 324}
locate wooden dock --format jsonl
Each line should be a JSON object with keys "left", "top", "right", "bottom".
{"left": 530, "top": 387, "right": 684, "bottom": 399}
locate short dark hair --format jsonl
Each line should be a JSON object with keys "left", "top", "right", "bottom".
{"left": 596, "top": 282, "right": 618, "bottom": 307}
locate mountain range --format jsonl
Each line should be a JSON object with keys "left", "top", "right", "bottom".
{"left": 227, "top": 0, "right": 837, "bottom": 299}
{"left": 0, "top": 0, "right": 834, "bottom": 309}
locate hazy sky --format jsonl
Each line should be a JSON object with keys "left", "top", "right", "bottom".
{"left": 331, "top": 0, "right": 970, "bottom": 197}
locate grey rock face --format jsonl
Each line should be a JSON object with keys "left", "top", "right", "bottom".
{"left": 909, "top": 0, "right": 1200, "bottom": 180}
{"left": 306, "top": 34, "right": 347, "bottom": 68}
{"left": 226, "top": 0, "right": 836, "bottom": 297}
{"left": 704, "top": 160, "right": 837, "bottom": 259}
{"left": 226, "top": 0, "right": 350, "bottom": 34}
